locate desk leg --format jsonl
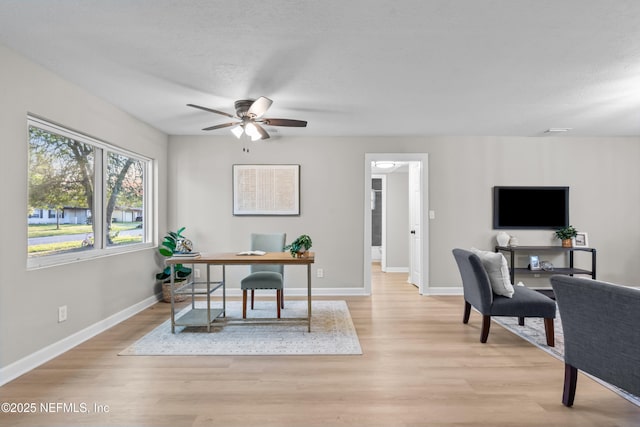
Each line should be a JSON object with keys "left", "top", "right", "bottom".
{"left": 222, "top": 265, "right": 226, "bottom": 317}
{"left": 307, "top": 263, "right": 312, "bottom": 332}
{"left": 170, "top": 264, "right": 175, "bottom": 334}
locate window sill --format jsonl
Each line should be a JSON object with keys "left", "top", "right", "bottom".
{"left": 27, "top": 242, "right": 155, "bottom": 270}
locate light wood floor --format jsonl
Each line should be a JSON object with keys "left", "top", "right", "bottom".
{"left": 1, "top": 265, "right": 638, "bottom": 426}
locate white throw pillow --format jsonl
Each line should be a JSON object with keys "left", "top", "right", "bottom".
{"left": 470, "top": 248, "right": 515, "bottom": 298}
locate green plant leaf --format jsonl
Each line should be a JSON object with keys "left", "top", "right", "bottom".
{"left": 158, "top": 245, "right": 173, "bottom": 257}
{"left": 176, "top": 266, "right": 192, "bottom": 278}
{"left": 156, "top": 266, "right": 171, "bottom": 281}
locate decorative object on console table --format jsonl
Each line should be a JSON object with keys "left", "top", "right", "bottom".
{"left": 285, "top": 234, "right": 313, "bottom": 257}
{"left": 496, "top": 231, "right": 510, "bottom": 247}
{"left": 554, "top": 225, "right": 578, "bottom": 248}
{"left": 508, "top": 235, "right": 519, "bottom": 247}
{"left": 573, "top": 232, "right": 589, "bottom": 247}
{"left": 156, "top": 226, "right": 193, "bottom": 303}
{"left": 529, "top": 255, "right": 541, "bottom": 271}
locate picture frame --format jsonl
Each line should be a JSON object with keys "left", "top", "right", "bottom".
{"left": 529, "top": 255, "right": 541, "bottom": 271}
{"left": 574, "top": 232, "right": 589, "bottom": 247}
{"left": 232, "top": 164, "right": 300, "bottom": 216}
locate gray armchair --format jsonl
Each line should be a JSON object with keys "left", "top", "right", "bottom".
{"left": 241, "top": 233, "right": 286, "bottom": 319}
{"left": 550, "top": 275, "right": 640, "bottom": 407}
{"left": 452, "top": 248, "right": 556, "bottom": 346}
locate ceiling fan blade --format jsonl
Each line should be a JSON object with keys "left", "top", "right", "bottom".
{"left": 247, "top": 96, "right": 273, "bottom": 118}
{"left": 202, "top": 122, "right": 239, "bottom": 131}
{"left": 262, "top": 118, "right": 308, "bottom": 127}
{"left": 253, "top": 123, "right": 270, "bottom": 140}
{"left": 187, "top": 103, "right": 236, "bottom": 119}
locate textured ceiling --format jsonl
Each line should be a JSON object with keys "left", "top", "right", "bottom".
{"left": 1, "top": 0, "right": 640, "bottom": 137}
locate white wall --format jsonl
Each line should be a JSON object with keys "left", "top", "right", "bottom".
{"left": 4, "top": 37, "right": 640, "bottom": 377}
{"left": 0, "top": 43, "right": 169, "bottom": 370}
{"left": 169, "top": 134, "right": 640, "bottom": 292}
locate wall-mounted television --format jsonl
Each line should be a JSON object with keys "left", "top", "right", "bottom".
{"left": 493, "top": 186, "right": 569, "bottom": 229}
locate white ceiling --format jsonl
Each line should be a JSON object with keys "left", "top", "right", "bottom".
{"left": 2, "top": 1, "right": 640, "bottom": 138}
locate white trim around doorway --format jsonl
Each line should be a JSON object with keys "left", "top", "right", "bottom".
{"left": 364, "top": 153, "right": 429, "bottom": 295}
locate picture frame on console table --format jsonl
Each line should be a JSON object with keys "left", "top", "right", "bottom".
{"left": 529, "top": 255, "right": 541, "bottom": 270}
{"left": 574, "top": 232, "right": 589, "bottom": 247}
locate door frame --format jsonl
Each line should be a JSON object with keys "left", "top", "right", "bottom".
{"left": 364, "top": 153, "right": 429, "bottom": 295}
{"left": 371, "top": 174, "right": 387, "bottom": 271}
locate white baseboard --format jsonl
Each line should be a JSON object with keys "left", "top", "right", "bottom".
{"left": 383, "top": 267, "right": 409, "bottom": 273}
{"left": 422, "top": 286, "right": 464, "bottom": 296}
{"left": 0, "top": 293, "right": 161, "bottom": 387}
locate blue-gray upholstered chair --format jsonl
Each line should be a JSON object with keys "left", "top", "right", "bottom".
{"left": 452, "top": 248, "right": 556, "bottom": 346}
{"left": 241, "top": 233, "right": 286, "bottom": 319}
{"left": 550, "top": 275, "right": 640, "bottom": 407}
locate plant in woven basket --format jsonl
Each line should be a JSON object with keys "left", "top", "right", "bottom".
{"left": 285, "top": 234, "right": 312, "bottom": 257}
{"left": 156, "top": 227, "right": 192, "bottom": 301}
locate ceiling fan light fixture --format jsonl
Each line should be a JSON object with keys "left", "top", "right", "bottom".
{"left": 244, "top": 122, "right": 262, "bottom": 141}
{"left": 230, "top": 125, "right": 244, "bottom": 139}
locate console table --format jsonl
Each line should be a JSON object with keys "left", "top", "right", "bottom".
{"left": 495, "top": 246, "right": 596, "bottom": 285}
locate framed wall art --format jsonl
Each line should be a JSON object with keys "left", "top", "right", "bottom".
{"left": 232, "top": 164, "right": 300, "bottom": 216}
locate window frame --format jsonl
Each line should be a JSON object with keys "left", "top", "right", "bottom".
{"left": 27, "top": 116, "right": 154, "bottom": 269}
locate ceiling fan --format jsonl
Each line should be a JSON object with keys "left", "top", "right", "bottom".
{"left": 187, "top": 96, "right": 307, "bottom": 141}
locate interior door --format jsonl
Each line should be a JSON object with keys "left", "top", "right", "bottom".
{"left": 409, "top": 162, "right": 421, "bottom": 287}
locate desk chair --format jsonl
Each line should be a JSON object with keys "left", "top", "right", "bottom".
{"left": 241, "top": 233, "right": 286, "bottom": 318}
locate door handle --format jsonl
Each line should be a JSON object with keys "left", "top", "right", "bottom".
{"left": 410, "top": 230, "right": 416, "bottom": 234}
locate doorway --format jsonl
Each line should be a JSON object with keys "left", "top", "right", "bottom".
{"left": 364, "top": 153, "right": 429, "bottom": 295}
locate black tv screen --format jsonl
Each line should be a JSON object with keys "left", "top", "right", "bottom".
{"left": 493, "top": 186, "right": 569, "bottom": 229}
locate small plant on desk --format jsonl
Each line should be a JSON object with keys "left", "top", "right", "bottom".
{"left": 285, "top": 234, "right": 313, "bottom": 257}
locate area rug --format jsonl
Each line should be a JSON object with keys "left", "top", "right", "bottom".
{"left": 119, "top": 300, "right": 362, "bottom": 356}
{"left": 494, "top": 314, "right": 640, "bottom": 407}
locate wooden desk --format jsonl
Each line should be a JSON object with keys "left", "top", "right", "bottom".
{"left": 166, "top": 252, "right": 315, "bottom": 332}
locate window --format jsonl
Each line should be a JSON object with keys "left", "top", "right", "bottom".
{"left": 27, "top": 117, "right": 153, "bottom": 268}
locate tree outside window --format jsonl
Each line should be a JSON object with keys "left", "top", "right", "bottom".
{"left": 27, "top": 119, "right": 150, "bottom": 262}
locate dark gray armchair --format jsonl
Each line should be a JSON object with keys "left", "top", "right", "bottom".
{"left": 452, "top": 248, "right": 556, "bottom": 346}
{"left": 550, "top": 275, "right": 640, "bottom": 407}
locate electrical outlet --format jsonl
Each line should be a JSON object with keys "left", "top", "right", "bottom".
{"left": 317, "top": 268, "right": 324, "bottom": 278}
{"left": 194, "top": 268, "right": 201, "bottom": 279}
{"left": 58, "top": 305, "right": 68, "bottom": 323}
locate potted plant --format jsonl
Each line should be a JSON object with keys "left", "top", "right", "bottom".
{"left": 554, "top": 225, "right": 578, "bottom": 248}
{"left": 285, "top": 234, "right": 313, "bottom": 257}
{"left": 156, "top": 227, "right": 192, "bottom": 302}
